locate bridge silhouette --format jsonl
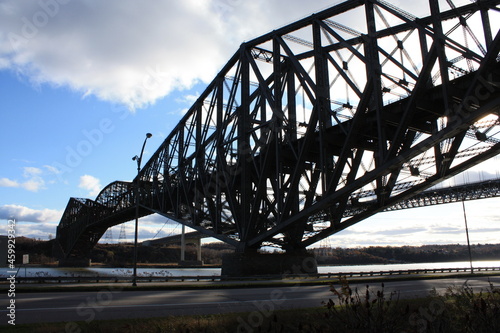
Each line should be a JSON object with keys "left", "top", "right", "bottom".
{"left": 54, "top": 0, "right": 500, "bottom": 275}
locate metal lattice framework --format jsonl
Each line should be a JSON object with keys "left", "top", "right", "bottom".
{"left": 56, "top": 0, "right": 500, "bottom": 261}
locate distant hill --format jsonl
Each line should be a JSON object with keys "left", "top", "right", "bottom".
{"left": 313, "top": 244, "right": 500, "bottom": 265}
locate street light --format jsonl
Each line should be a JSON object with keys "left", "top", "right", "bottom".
{"left": 462, "top": 199, "right": 474, "bottom": 274}
{"left": 132, "top": 132, "right": 152, "bottom": 286}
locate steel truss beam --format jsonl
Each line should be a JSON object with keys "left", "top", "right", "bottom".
{"left": 56, "top": 0, "right": 500, "bottom": 260}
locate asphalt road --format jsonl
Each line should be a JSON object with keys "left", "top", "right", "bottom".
{"left": 2, "top": 276, "right": 499, "bottom": 326}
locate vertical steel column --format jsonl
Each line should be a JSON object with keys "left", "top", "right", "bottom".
{"left": 273, "top": 37, "right": 284, "bottom": 219}
{"left": 196, "top": 237, "right": 202, "bottom": 262}
{"left": 177, "top": 126, "right": 184, "bottom": 219}
{"left": 421, "top": 2, "right": 444, "bottom": 175}
{"left": 479, "top": 0, "right": 493, "bottom": 49}
{"left": 429, "top": 0, "right": 451, "bottom": 113}
{"left": 165, "top": 144, "right": 171, "bottom": 211}
{"left": 238, "top": 44, "right": 252, "bottom": 245}
{"left": 180, "top": 224, "right": 185, "bottom": 261}
{"left": 365, "top": 1, "right": 387, "bottom": 203}
{"left": 313, "top": 20, "right": 333, "bottom": 195}
{"left": 195, "top": 102, "right": 204, "bottom": 226}
{"left": 215, "top": 78, "right": 224, "bottom": 234}
{"left": 418, "top": 19, "right": 429, "bottom": 80}
{"left": 287, "top": 62, "right": 299, "bottom": 219}
{"left": 287, "top": 61, "right": 298, "bottom": 143}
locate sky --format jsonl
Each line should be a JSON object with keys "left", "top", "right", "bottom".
{"left": 0, "top": 0, "right": 499, "bottom": 249}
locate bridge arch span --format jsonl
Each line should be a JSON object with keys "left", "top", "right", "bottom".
{"left": 95, "top": 181, "right": 134, "bottom": 211}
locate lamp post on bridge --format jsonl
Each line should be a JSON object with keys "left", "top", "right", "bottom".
{"left": 132, "top": 132, "right": 152, "bottom": 286}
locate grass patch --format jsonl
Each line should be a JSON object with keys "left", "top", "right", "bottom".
{"left": 0, "top": 310, "right": 328, "bottom": 333}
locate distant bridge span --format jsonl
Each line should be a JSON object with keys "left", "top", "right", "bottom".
{"left": 142, "top": 231, "right": 209, "bottom": 247}
{"left": 55, "top": 0, "right": 500, "bottom": 273}
{"left": 144, "top": 178, "right": 500, "bottom": 246}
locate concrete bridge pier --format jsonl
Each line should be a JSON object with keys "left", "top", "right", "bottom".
{"left": 221, "top": 250, "right": 318, "bottom": 277}
{"left": 180, "top": 225, "right": 203, "bottom": 266}
{"left": 58, "top": 257, "right": 91, "bottom": 267}
{"left": 53, "top": 239, "right": 91, "bottom": 267}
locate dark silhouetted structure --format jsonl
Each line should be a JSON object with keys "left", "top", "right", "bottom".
{"left": 54, "top": 0, "right": 500, "bottom": 275}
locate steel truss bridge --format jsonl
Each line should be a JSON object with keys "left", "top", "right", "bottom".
{"left": 55, "top": 0, "right": 500, "bottom": 265}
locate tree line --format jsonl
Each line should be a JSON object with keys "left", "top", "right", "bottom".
{"left": 313, "top": 243, "right": 500, "bottom": 265}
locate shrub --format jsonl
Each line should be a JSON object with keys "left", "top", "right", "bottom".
{"left": 322, "top": 277, "right": 409, "bottom": 332}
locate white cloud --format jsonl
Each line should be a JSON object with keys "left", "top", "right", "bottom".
{"left": 0, "top": 0, "right": 476, "bottom": 110}
{"left": 43, "top": 164, "right": 61, "bottom": 175}
{"left": 21, "top": 166, "right": 45, "bottom": 191}
{"left": 0, "top": 0, "right": 355, "bottom": 110}
{"left": 22, "top": 178, "right": 45, "bottom": 192}
{"left": 0, "top": 0, "right": 231, "bottom": 109}
{"left": 78, "top": 174, "right": 102, "bottom": 196}
{"left": 0, "top": 204, "right": 62, "bottom": 223}
{"left": 176, "top": 93, "right": 201, "bottom": 106}
{"left": 0, "top": 177, "right": 19, "bottom": 188}
{"left": 0, "top": 166, "right": 46, "bottom": 192}
{"left": 23, "top": 166, "right": 42, "bottom": 177}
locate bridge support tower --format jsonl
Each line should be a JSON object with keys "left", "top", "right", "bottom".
{"left": 221, "top": 250, "right": 317, "bottom": 277}
{"left": 58, "top": 257, "right": 91, "bottom": 267}
{"left": 180, "top": 233, "right": 203, "bottom": 266}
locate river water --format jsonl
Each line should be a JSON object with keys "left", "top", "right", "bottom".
{"left": 1, "top": 260, "right": 499, "bottom": 278}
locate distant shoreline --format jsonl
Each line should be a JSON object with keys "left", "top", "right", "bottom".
{"left": 7, "top": 237, "right": 500, "bottom": 267}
